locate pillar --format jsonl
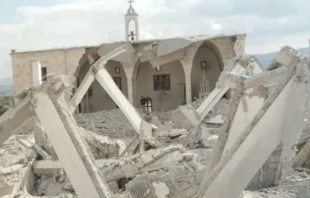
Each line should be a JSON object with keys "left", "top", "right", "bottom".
{"left": 31, "top": 59, "right": 42, "bottom": 86}
{"left": 127, "top": 74, "right": 134, "bottom": 104}
{"left": 180, "top": 42, "right": 203, "bottom": 105}
{"left": 121, "top": 61, "right": 136, "bottom": 106}
{"left": 185, "top": 72, "right": 192, "bottom": 104}
{"left": 180, "top": 57, "right": 194, "bottom": 104}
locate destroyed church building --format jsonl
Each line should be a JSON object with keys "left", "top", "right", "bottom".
{"left": 3, "top": 1, "right": 310, "bottom": 198}
{"left": 10, "top": 2, "right": 261, "bottom": 113}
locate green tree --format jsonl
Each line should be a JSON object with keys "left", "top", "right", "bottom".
{"left": 0, "top": 95, "right": 10, "bottom": 116}
{"left": 0, "top": 96, "right": 6, "bottom": 115}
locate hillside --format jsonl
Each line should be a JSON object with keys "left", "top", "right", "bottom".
{"left": 253, "top": 47, "right": 309, "bottom": 69}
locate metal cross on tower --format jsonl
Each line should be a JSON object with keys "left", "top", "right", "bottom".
{"left": 128, "top": 0, "right": 134, "bottom": 6}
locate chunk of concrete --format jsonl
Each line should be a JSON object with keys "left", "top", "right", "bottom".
{"left": 46, "top": 183, "right": 63, "bottom": 196}
{"left": 172, "top": 106, "right": 199, "bottom": 130}
{"left": 274, "top": 46, "right": 299, "bottom": 66}
{"left": 107, "top": 181, "right": 119, "bottom": 194}
{"left": 0, "top": 184, "right": 15, "bottom": 197}
{"left": 142, "top": 151, "right": 183, "bottom": 172}
{"left": 152, "top": 181, "right": 170, "bottom": 198}
{"left": 33, "top": 160, "right": 62, "bottom": 175}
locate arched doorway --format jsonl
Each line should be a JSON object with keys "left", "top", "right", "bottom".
{"left": 191, "top": 41, "right": 224, "bottom": 100}
{"left": 76, "top": 60, "right": 128, "bottom": 113}
{"left": 135, "top": 60, "right": 185, "bottom": 112}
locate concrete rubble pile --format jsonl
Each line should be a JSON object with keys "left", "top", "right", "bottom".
{"left": 1, "top": 45, "right": 310, "bottom": 198}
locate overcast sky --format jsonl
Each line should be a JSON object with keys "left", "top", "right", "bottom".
{"left": 0, "top": 0, "right": 309, "bottom": 79}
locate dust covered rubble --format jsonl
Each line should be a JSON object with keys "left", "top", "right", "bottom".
{"left": 0, "top": 98, "right": 229, "bottom": 197}
{"left": 240, "top": 171, "right": 310, "bottom": 198}
{"left": 4, "top": 93, "right": 310, "bottom": 197}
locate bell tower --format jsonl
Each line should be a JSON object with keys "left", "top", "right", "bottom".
{"left": 125, "top": 0, "right": 139, "bottom": 42}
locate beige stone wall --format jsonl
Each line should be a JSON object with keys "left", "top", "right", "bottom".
{"left": 211, "top": 37, "right": 235, "bottom": 63}
{"left": 11, "top": 48, "right": 86, "bottom": 94}
{"left": 136, "top": 60, "right": 185, "bottom": 112}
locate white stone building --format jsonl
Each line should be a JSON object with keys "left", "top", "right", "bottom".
{"left": 11, "top": 2, "right": 247, "bottom": 112}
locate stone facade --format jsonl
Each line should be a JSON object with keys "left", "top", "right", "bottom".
{"left": 11, "top": 47, "right": 86, "bottom": 94}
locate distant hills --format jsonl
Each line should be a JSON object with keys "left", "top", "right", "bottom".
{"left": 0, "top": 77, "right": 13, "bottom": 96}
{"left": 253, "top": 47, "right": 309, "bottom": 69}
{"left": 0, "top": 47, "right": 308, "bottom": 96}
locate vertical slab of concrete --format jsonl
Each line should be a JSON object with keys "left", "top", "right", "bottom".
{"left": 33, "top": 118, "right": 47, "bottom": 146}
{"left": 34, "top": 92, "right": 112, "bottom": 198}
{"left": 0, "top": 96, "right": 35, "bottom": 146}
{"left": 196, "top": 64, "right": 245, "bottom": 121}
{"left": 95, "top": 67, "right": 147, "bottom": 136}
{"left": 223, "top": 90, "right": 264, "bottom": 153}
{"left": 69, "top": 71, "right": 95, "bottom": 113}
{"left": 201, "top": 77, "right": 307, "bottom": 198}
{"left": 277, "top": 79, "right": 307, "bottom": 179}
{"left": 31, "top": 59, "right": 42, "bottom": 86}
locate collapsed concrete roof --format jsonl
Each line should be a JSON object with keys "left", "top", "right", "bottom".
{"left": 11, "top": 33, "right": 246, "bottom": 56}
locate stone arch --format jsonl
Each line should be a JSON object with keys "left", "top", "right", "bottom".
{"left": 190, "top": 40, "right": 224, "bottom": 100}
{"left": 76, "top": 59, "right": 128, "bottom": 113}
{"left": 135, "top": 60, "right": 185, "bottom": 112}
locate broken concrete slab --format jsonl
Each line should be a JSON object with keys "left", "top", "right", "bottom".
{"left": 0, "top": 96, "right": 35, "bottom": 146}
{"left": 274, "top": 46, "right": 300, "bottom": 66}
{"left": 172, "top": 105, "right": 199, "bottom": 130}
{"left": 198, "top": 64, "right": 307, "bottom": 198}
{"left": 33, "top": 78, "right": 113, "bottom": 198}
{"left": 33, "top": 160, "right": 62, "bottom": 175}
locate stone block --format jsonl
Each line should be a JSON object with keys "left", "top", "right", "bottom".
{"left": 0, "top": 184, "right": 15, "bottom": 197}
{"left": 172, "top": 106, "right": 199, "bottom": 130}
{"left": 142, "top": 151, "right": 183, "bottom": 172}
{"left": 121, "top": 164, "right": 136, "bottom": 178}
{"left": 107, "top": 181, "right": 119, "bottom": 194}
{"left": 33, "top": 160, "right": 62, "bottom": 175}
{"left": 274, "top": 46, "right": 299, "bottom": 66}
{"left": 141, "top": 153, "right": 154, "bottom": 164}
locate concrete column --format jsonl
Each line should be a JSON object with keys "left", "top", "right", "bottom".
{"left": 33, "top": 119, "right": 47, "bottom": 146}
{"left": 180, "top": 42, "right": 203, "bottom": 105}
{"left": 95, "top": 67, "right": 152, "bottom": 137}
{"left": 180, "top": 59, "right": 193, "bottom": 104}
{"left": 69, "top": 44, "right": 129, "bottom": 113}
{"left": 69, "top": 69, "right": 95, "bottom": 113}
{"left": 34, "top": 91, "right": 113, "bottom": 198}
{"left": 127, "top": 74, "right": 134, "bottom": 104}
{"left": 195, "top": 64, "right": 245, "bottom": 121}
{"left": 0, "top": 96, "right": 35, "bottom": 146}
{"left": 200, "top": 76, "right": 307, "bottom": 198}
{"left": 185, "top": 72, "right": 192, "bottom": 104}
{"left": 122, "top": 61, "right": 136, "bottom": 105}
